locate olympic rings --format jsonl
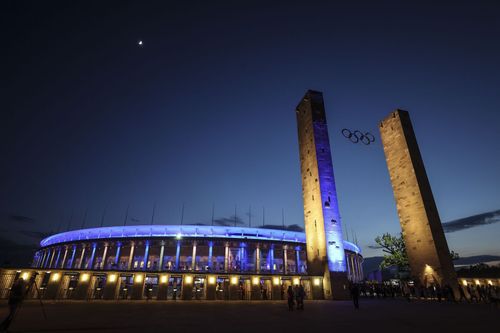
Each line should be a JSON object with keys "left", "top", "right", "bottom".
{"left": 341, "top": 129, "right": 376, "bottom": 145}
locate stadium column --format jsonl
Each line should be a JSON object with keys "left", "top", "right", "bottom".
{"left": 269, "top": 245, "right": 275, "bottom": 273}
{"left": 295, "top": 247, "right": 301, "bottom": 273}
{"left": 143, "top": 241, "right": 150, "bottom": 270}
{"left": 88, "top": 243, "right": 97, "bottom": 269}
{"left": 101, "top": 244, "right": 109, "bottom": 269}
{"left": 48, "top": 249, "right": 56, "bottom": 268}
{"left": 239, "top": 243, "right": 245, "bottom": 272}
{"left": 159, "top": 242, "right": 165, "bottom": 271}
{"left": 33, "top": 251, "right": 40, "bottom": 267}
{"left": 191, "top": 241, "right": 197, "bottom": 271}
{"left": 208, "top": 241, "right": 213, "bottom": 270}
{"left": 355, "top": 257, "right": 359, "bottom": 281}
{"left": 32, "top": 252, "right": 39, "bottom": 267}
{"left": 114, "top": 242, "right": 122, "bottom": 267}
{"left": 78, "top": 246, "right": 86, "bottom": 269}
{"left": 283, "top": 246, "right": 288, "bottom": 274}
{"left": 39, "top": 250, "right": 47, "bottom": 268}
{"left": 175, "top": 240, "right": 181, "bottom": 270}
{"left": 349, "top": 255, "right": 355, "bottom": 280}
{"left": 54, "top": 247, "right": 62, "bottom": 268}
{"left": 46, "top": 249, "right": 53, "bottom": 268}
{"left": 69, "top": 245, "right": 77, "bottom": 269}
{"left": 128, "top": 242, "right": 135, "bottom": 270}
{"left": 44, "top": 249, "right": 52, "bottom": 268}
{"left": 224, "top": 242, "right": 229, "bottom": 272}
{"left": 39, "top": 252, "right": 44, "bottom": 267}
{"left": 60, "top": 246, "right": 68, "bottom": 269}
{"left": 345, "top": 254, "right": 352, "bottom": 279}
{"left": 255, "top": 245, "right": 261, "bottom": 273}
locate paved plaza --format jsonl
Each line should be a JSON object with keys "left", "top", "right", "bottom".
{"left": 0, "top": 299, "right": 498, "bottom": 333}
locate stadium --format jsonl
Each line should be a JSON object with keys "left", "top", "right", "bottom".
{"left": 1, "top": 224, "right": 363, "bottom": 301}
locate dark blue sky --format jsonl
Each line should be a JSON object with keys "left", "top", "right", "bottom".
{"left": 1, "top": 1, "right": 499, "bottom": 259}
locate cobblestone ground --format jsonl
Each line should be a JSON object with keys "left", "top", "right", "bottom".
{"left": 0, "top": 299, "right": 498, "bottom": 333}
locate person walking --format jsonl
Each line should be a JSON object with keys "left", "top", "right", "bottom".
{"left": 350, "top": 283, "right": 360, "bottom": 310}
{"left": 0, "top": 278, "right": 26, "bottom": 332}
{"left": 287, "top": 285, "right": 295, "bottom": 311}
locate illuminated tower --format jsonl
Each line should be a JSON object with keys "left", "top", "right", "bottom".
{"left": 379, "top": 110, "right": 458, "bottom": 296}
{"left": 296, "top": 90, "right": 348, "bottom": 299}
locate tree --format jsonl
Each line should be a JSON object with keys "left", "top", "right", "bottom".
{"left": 450, "top": 250, "right": 460, "bottom": 261}
{"left": 374, "top": 232, "right": 460, "bottom": 271}
{"left": 374, "top": 232, "right": 409, "bottom": 270}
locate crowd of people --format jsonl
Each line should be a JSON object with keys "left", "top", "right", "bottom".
{"left": 352, "top": 281, "right": 500, "bottom": 304}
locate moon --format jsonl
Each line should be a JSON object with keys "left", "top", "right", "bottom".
{"left": 138, "top": 40, "right": 143, "bottom": 46}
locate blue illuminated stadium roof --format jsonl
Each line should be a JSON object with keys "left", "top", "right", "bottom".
{"left": 40, "top": 225, "right": 361, "bottom": 254}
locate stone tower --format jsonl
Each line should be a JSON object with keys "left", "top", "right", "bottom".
{"left": 379, "top": 110, "right": 458, "bottom": 295}
{"left": 296, "top": 90, "right": 348, "bottom": 299}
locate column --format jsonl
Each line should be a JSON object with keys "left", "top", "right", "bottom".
{"left": 54, "top": 248, "right": 62, "bottom": 268}
{"left": 355, "top": 257, "right": 361, "bottom": 281}
{"left": 283, "top": 246, "right": 288, "bottom": 274}
{"left": 114, "top": 242, "right": 122, "bottom": 266}
{"left": 127, "top": 243, "right": 135, "bottom": 270}
{"left": 255, "top": 245, "right": 260, "bottom": 273}
{"left": 32, "top": 252, "right": 39, "bottom": 268}
{"left": 269, "top": 246, "right": 275, "bottom": 273}
{"left": 175, "top": 240, "right": 181, "bottom": 270}
{"left": 159, "top": 242, "right": 165, "bottom": 271}
{"left": 358, "top": 259, "right": 363, "bottom": 281}
{"left": 191, "top": 241, "right": 197, "bottom": 271}
{"left": 39, "top": 251, "right": 46, "bottom": 268}
{"left": 60, "top": 247, "right": 69, "bottom": 269}
{"left": 351, "top": 256, "right": 358, "bottom": 282}
{"left": 224, "top": 242, "right": 229, "bottom": 272}
{"left": 48, "top": 249, "right": 56, "bottom": 268}
{"left": 239, "top": 243, "right": 245, "bottom": 272}
{"left": 43, "top": 249, "right": 51, "bottom": 268}
{"left": 88, "top": 243, "right": 97, "bottom": 269}
{"left": 101, "top": 244, "right": 109, "bottom": 269}
{"left": 143, "top": 241, "right": 150, "bottom": 270}
{"left": 295, "top": 247, "right": 301, "bottom": 273}
{"left": 207, "top": 241, "right": 213, "bottom": 270}
{"left": 351, "top": 254, "right": 358, "bottom": 282}
{"left": 78, "top": 246, "right": 86, "bottom": 269}
{"left": 69, "top": 245, "right": 77, "bottom": 269}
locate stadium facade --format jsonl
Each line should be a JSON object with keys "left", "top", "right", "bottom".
{"left": 0, "top": 225, "right": 362, "bottom": 300}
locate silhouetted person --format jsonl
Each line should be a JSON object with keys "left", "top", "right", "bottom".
{"left": 296, "top": 285, "right": 305, "bottom": 310}
{"left": 0, "top": 278, "right": 26, "bottom": 331}
{"left": 287, "top": 286, "right": 295, "bottom": 311}
{"left": 467, "top": 285, "right": 477, "bottom": 302}
{"left": 350, "top": 283, "right": 360, "bottom": 309}
{"left": 458, "top": 284, "right": 468, "bottom": 302}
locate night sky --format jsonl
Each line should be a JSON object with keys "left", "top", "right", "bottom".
{"left": 1, "top": 1, "right": 500, "bottom": 264}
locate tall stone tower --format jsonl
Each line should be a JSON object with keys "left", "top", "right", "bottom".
{"left": 296, "top": 90, "right": 348, "bottom": 299}
{"left": 379, "top": 110, "right": 458, "bottom": 295}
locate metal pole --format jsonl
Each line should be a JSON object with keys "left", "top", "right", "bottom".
{"left": 180, "top": 203, "right": 184, "bottom": 225}
{"left": 100, "top": 206, "right": 107, "bottom": 227}
{"left": 151, "top": 203, "right": 156, "bottom": 225}
{"left": 81, "top": 207, "right": 88, "bottom": 229}
{"left": 66, "top": 209, "right": 74, "bottom": 231}
{"left": 211, "top": 203, "right": 215, "bottom": 226}
{"left": 262, "top": 207, "right": 265, "bottom": 227}
{"left": 123, "top": 205, "right": 129, "bottom": 226}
